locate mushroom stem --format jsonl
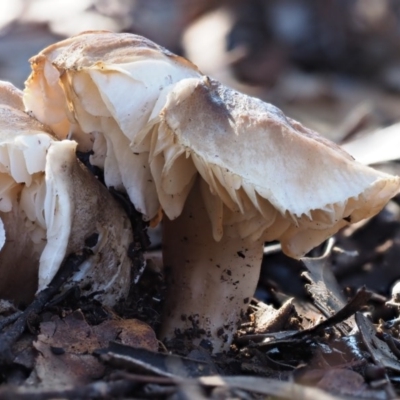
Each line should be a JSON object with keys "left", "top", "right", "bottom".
{"left": 161, "top": 181, "right": 263, "bottom": 352}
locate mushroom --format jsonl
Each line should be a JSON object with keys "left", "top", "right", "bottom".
{"left": 0, "top": 81, "right": 132, "bottom": 306}
{"left": 23, "top": 32, "right": 400, "bottom": 351}
{"left": 137, "top": 76, "right": 400, "bottom": 349}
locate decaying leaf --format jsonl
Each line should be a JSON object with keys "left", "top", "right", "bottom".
{"left": 32, "top": 311, "right": 104, "bottom": 389}
{"left": 93, "top": 318, "right": 158, "bottom": 351}
{"left": 31, "top": 310, "right": 158, "bottom": 389}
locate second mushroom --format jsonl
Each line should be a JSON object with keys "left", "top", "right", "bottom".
{"left": 0, "top": 80, "right": 133, "bottom": 307}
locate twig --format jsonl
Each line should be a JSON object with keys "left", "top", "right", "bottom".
{"left": 295, "top": 286, "right": 372, "bottom": 337}
{"left": 253, "top": 287, "right": 373, "bottom": 348}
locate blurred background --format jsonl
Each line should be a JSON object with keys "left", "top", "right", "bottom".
{"left": 2, "top": 0, "right": 400, "bottom": 144}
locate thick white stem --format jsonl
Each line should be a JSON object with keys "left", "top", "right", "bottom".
{"left": 161, "top": 182, "right": 263, "bottom": 352}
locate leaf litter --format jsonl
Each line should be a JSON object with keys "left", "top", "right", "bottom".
{"left": 4, "top": 200, "right": 400, "bottom": 400}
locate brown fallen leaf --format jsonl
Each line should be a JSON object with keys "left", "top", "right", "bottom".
{"left": 93, "top": 318, "right": 158, "bottom": 351}
{"left": 32, "top": 310, "right": 104, "bottom": 389}
{"left": 31, "top": 309, "right": 160, "bottom": 389}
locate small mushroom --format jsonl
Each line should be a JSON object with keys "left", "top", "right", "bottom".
{"left": 23, "top": 32, "right": 400, "bottom": 351}
{"left": 0, "top": 81, "right": 132, "bottom": 306}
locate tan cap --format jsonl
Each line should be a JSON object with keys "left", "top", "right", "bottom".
{"left": 134, "top": 76, "right": 400, "bottom": 257}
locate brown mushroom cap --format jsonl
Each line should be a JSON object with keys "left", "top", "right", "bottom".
{"left": 135, "top": 76, "right": 400, "bottom": 257}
